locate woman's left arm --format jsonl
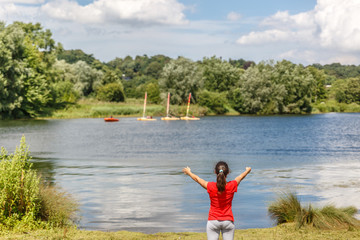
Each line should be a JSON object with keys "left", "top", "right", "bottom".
{"left": 182, "top": 166, "right": 208, "bottom": 190}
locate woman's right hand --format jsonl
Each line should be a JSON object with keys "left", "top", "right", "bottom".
{"left": 246, "top": 167, "right": 251, "bottom": 172}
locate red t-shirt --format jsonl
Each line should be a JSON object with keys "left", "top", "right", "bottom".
{"left": 207, "top": 180, "right": 238, "bottom": 221}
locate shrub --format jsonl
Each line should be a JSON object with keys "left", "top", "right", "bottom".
{"left": 39, "top": 184, "right": 79, "bottom": 228}
{"left": 198, "top": 90, "right": 228, "bottom": 114}
{"left": 0, "top": 136, "right": 78, "bottom": 230}
{"left": 0, "top": 136, "right": 40, "bottom": 229}
{"left": 52, "top": 81, "right": 80, "bottom": 104}
{"left": 96, "top": 82, "right": 125, "bottom": 102}
{"left": 268, "top": 192, "right": 360, "bottom": 230}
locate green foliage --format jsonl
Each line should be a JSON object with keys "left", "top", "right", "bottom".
{"left": 307, "top": 66, "right": 327, "bottom": 102}
{"left": 159, "top": 57, "right": 203, "bottom": 104}
{"left": 73, "top": 61, "right": 103, "bottom": 97}
{"left": 101, "top": 70, "right": 121, "bottom": 85}
{"left": 268, "top": 192, "right": 360, "bottom": 230}
{"left": 312, "top": 62, "right": 360, "bottom": 80}
{"left": 0, "top": 136, "right": 78, "bottom": 230}
{"left": 312, "top": 100, "right": 360, "bottom": 113}
{"left": 145, "top": 82, "right": 161, "bottom": 104}
{"left": 229, "top": 58, "right": 255, "bottom": 70}
{"left": 228, "top": 88, "right": 245, "bottom": 113}
{"left": 0, "top": 136, "right": 40, "bottom": 228}
{"left": 96, "top": 82, "right": 125, "bottom": 102}
{"left": 201, "top": 56, "right": 242, "bottom": 92}
{"left": 57, "top": 49, "right": 108, "bottom": 72}
{"left": 237, "top": 60, "right": 315, "bottom": 114}
{"left": 198, "top": 90, "right": 228, "bottom": 114}
{"left": 0, "top": 22, "right": 58, "bottom": 118}
{"left": 331, "top": 78, "right": 360, "bottom": 104}
{"left": 52, "top": 81, "right": 79, "bottom": 104}
{"left": 39, "top": 184, "right": 78, "bottom": 228}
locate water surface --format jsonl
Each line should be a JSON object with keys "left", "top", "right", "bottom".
{"left": 0, "top": 114, "right": 359, "bottom": 233}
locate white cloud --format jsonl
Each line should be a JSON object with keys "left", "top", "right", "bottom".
{"left": 40, "top": 0, "right": 188, "bottom": 26}
{"left": 227, "top": 11, "right": 242, "bottom": 21}
{"left": 237, "top": 0, "right": 360, "bottom": 62}
{"left": 0, "top": 0, "right": 44, "bottom": 3}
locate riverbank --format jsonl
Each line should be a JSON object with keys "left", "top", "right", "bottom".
{"left": 41, "top": 98, "right": 360, "bottom": 120}
{"left": 1, "top": 224, "right": 359, "bottom": 240}
{"left": 45, "top": 98, "right": 211, "bottom": 119}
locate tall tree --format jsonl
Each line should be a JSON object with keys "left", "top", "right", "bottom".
{"left": 201, "top": 56, "right": 243, "bottom": 92}
{"left": 159, "top": 57, "right": 203, "bottom": 104}
{"left": 0, "top": 22, "right": 58, "bottom": 118}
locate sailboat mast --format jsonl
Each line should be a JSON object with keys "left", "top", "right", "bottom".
{"left": 166, "top": 92, "right": 170, "bottom": 117}
{"left": 143, "top": 92, "right": 147, "bottom": 118}
{"left": 186, "top": 93, "right": 191, "bottom": 117}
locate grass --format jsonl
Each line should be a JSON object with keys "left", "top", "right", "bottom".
{"left": 45, "top": 98, "right": 211, "bottom": 119}
{"left": 312, "top": 100, "right": 360, "bottom": 113}
{"left": 39, "top": 98, "right": 360, "bottom": 119}
{"left": 0, "top": 224, "right": 359, "bottom": 240}
{"left": 268, "top": 192, "right": 360, "bottom": 230}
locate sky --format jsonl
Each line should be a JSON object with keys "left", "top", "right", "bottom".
{"left": 1, "top": 0, "right": 360, "bottom": 65}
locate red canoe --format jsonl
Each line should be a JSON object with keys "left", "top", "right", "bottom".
{"left": 104, "top": 117, "right": 119, "bottom": 122}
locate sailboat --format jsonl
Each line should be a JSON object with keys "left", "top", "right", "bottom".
{"left": 161, "top": 92, "right": 180, "bottom": 121}
{"left": 137, "top": 92, "right": 157, "bottom": 121}
{"left": 180, "top": 93, "right": 200, "bottom": 120}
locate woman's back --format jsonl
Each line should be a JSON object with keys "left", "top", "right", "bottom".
{"left": 207, "top": 180, "right": 238, "bottom": 221}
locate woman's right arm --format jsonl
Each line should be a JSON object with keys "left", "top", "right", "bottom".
{"left": 182, "top": 166, "right": 208, "bottom": 190}
{"left": 234, "top": 167, "right": 252, "bottom": 185}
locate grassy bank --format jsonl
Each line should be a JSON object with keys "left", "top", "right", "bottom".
{"left": 312, "top": 100, "right": 360, "bottom": 113}
{"left": 1, "top": 224, "right": 359, "bottom": 240}
{"left": 46, "top": 98, "right": 212, "bottom": 119}
{"left": 42, "top": 98, "right": 360, "bottom": 120}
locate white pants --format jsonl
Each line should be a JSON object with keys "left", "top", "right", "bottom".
{"left": 206, "top": 220, "right": 235, "bottom": 240}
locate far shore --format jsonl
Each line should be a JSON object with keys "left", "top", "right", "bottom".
{"left": 33, "top": 98, "right": 360, "bottom": 120}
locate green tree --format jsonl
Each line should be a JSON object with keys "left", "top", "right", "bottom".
{"left": 159, "top": 57, "right": 203, "bottom": 104}
{"left": 51, "top": 60, "right": 79, "bottom": 104}
{"left": 96, "top": 82, "right": 125, "bottom": 102}
{"left": 146, "top": 82, "right": 161, "bottom": 104}
{"left": 237, "top": 60, "right": 315, "bottom": 114}
{"left": 273, "top": 60, "right": 315, "bottom": 114}
{"left": 0, "top": 22, "right": 58, "bottom": 118}
{"left": 101, "top": 70, "right": 121, "bottom": 85}
{"left": 201, "top": 56, "right": 242, "bottom": 92}
{"left": 332, "top": 78, "right": 360, "bottom": 104}
{"left": 307, "top": 66, "right": 327, "bottom": 102}
{"left": 72, "top": 61, "right": 103, "bottom": 97}
{"left": 198, "top": 90, "right": 228, "bottom": 114}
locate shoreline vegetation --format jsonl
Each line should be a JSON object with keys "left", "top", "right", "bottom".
{"left": 37, "top": 98, "right": 360, "bottom": 120}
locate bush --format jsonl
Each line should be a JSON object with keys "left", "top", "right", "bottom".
{"left": 198, "top": 90, "right": 228, "bottom": 114}
{"left": 39, "top": 184, "right": 79, "bottom": 228}
{"left": 96, "top": 82, "right": 125, "bottom": 102}
{"left": 268, "top": 192, "right": 360, "bottom": 230}
{"left": 52, "top": 81, "right": 80, "bottom": 104}
{"left": 0, "top": 136, "right": 78, "bottom": 230}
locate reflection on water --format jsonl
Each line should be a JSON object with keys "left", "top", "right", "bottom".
{"left": 0, "top": 113, "right": 359, "bottom": 233}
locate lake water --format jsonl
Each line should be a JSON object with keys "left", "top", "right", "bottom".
{"left": 0, "top": 114, "right": 359, "bottom": 233}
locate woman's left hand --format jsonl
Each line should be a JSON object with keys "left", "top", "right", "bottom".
{"left": 182, "top": 166, "right": 191, "bottom": 175}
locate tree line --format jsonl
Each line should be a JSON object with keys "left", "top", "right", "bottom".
{"left": 1, "top": 22, "right": 360, "bottom": 119}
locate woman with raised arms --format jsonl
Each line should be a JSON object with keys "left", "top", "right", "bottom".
{"left": 182, "top": 161, "right": 251, "bottom": 240}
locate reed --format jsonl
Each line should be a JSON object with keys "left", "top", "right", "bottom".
{"left": 268, "top": 192, "right": 360, "bottom": 230}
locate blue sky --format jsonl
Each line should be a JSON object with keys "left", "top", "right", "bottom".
{"left": 1, "top": 0, "right": 360, "bottom": 65}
